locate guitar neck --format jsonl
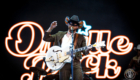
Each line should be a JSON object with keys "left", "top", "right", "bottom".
{"left": 66, "top": 46, "right": 88, "bottom": 55}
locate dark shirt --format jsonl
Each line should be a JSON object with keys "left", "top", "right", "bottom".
{"left": 129, "top": 56, "right": 140, "bottom": 71}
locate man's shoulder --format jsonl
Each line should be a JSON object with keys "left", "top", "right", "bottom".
{"left": 133, "top": 56, "right": 138, "bottom": 60}
{"left": 76, "top": 33, "right": 85, "bottom": 38}
{"left": 55, "top": 31, "right": 67, "bottom": 35}
{"left": 57, "top": 31, "right": 67, "bottom": 33}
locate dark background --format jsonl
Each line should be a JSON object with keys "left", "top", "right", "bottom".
{"left": 1, "top": 0, "right": 140, "bottom": 80}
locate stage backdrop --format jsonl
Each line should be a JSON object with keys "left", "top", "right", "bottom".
{"left": 2, "top": 0, "right": 139, "bottom": 80}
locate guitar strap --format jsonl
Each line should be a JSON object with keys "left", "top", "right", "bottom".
{"left": 74, "top": 33, "right": 79, "bottom": 49}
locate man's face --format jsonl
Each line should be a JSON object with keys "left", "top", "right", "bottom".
{"left": 68, "top": 22, "right": 79, "bottom": 31}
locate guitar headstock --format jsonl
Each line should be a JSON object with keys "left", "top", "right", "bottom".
{"left": 87, "top": 41, "right": 106, "bottom": 50}
{"left": 92, "top": 41, "right": 106, "bottom": 49}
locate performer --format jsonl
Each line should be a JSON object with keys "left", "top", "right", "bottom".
{"left": 128, "top": 44, "right": 140, "bottom": 80}
{"left": 43, "top": 15, "right": 90, "bottom": 80}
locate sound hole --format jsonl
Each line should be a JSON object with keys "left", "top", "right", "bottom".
{"left": 53, "top": 50, "right": 62, "bottom": 52}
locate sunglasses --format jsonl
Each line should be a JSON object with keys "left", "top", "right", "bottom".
{"left": 69, "top": 22, "right": 79, "bottom": 26}
{"left": 70, "top": 24, "right": 79, "bottom": 26}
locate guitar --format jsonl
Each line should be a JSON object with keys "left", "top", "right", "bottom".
{"left": 44, "top": 41, "right": 106, "bottom": 70}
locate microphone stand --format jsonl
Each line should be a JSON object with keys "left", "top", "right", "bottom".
{"left": 70, "top": 28, "right": 74, "bottom": 80}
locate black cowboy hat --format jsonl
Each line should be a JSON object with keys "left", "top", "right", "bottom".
{"left": 65, "top": 15, "right": 83, "bottom": 28}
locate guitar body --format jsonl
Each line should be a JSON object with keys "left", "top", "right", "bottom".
{"left": 46, "top": 46, "right": 71, "bottom": 70}
{"left": 45, "top": 41, "right": 106, "bottom": 70}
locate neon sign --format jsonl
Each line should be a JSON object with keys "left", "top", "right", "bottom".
{"left": 5, "top": 21, "right": 133, "bottom": 80}
{"left": 77, "top": 20, "right": 91, "bottom": 36}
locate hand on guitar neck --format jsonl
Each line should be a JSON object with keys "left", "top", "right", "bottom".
{"left": 86, "top": 41, "right": 106, "bottom": 50}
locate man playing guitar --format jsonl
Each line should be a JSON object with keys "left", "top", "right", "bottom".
{"left": 43, "top": 15, "right": 90, "bottom": 80}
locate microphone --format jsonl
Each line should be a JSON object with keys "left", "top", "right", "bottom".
{"left": 70, "top": 27, "right": 74, "bottom": 33}
{"left": 71, "top": 27, "right": 74, "bottom": 30}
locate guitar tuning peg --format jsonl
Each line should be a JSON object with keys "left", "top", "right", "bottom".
{"left": 96, "top": 47, "right": 100, "bottom": 50}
